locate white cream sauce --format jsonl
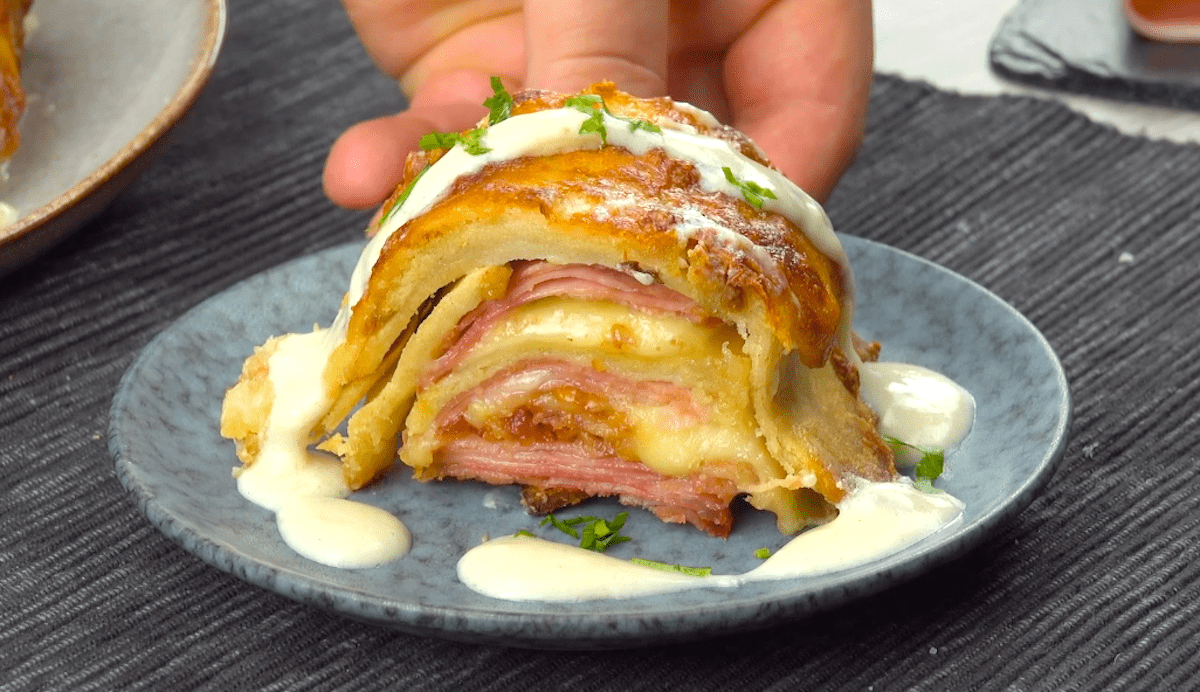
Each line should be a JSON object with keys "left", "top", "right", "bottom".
{"left": 859, "top": 362, "right": 975, "bottom": 465}
{"left": 234, "top": 331, "right": 348, "bottom": 511}
{"left": 234, "top": 330, "right": 412, "bottom": 568}
{"left": 457, "top": 479, "right": 963, "bottom": 602}
{"left": 344, "top": 104, "right": 847, "bottom": 324}
{"left": 276, "top": 496, "right": 410, "bottom": 569}
{"left": 744, "top": 479, "right": 963, "bottom": 579}
{"left": 458, "top": 535, "right": 730, "bottom": 601}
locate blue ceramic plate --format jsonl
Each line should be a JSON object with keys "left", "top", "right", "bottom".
{"left": 109, "top": 236, "right": 1070, "bottom": 649}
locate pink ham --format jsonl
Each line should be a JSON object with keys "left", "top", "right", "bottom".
{"left": 418, "top": 262, "right": 741, "bottom": 536}
{"left": 423, "top": 261, "right": 705, "bottom": 386}
{"left": 437, "top": 438, "right": 739, "bottom": 537}
{"left": 432, "top": 357, "right": 708, "bottom": 431}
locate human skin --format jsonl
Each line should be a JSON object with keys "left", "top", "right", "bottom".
{"left": 323, "top": 0, "right": 874, "bottom": 207}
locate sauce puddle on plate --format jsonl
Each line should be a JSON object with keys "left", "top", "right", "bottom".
{"left": 232, "top": 344, "right": 974, "bottom": 602}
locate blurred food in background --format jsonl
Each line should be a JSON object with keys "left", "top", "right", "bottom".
{"left": 1126, "top": 0, "right": 1200, "bottom": 42}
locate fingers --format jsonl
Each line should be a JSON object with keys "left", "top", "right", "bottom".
{"left": 724, "top": 0, "right": 874, "bottom": 201}
{"left": 524, "top": 0, "right": 669, "bottom": 96}
{"left": 329, "top": 0, "right": 871, "bottom": 207}
{"left": 323, "top": 80, "right": 487, "bottom": 208}
{"left": 328, "top": 0, "right": 674, "bottom": 208}
{"left": 340, "top": 1, "right": 524, "bottom": 85}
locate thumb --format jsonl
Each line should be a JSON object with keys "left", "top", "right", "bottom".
{"left": 523, "top": 0, "right": 669, "bottom": 97}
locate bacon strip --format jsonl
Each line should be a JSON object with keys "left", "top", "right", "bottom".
{"left": 437, "top": 439, "right": 738, "bottom": 537}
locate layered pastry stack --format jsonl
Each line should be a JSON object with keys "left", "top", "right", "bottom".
{"left": 221, "top": 82, "right": 897, "bottom": 538}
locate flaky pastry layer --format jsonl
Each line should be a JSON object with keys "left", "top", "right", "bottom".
{"left": 221, "top": 82, "right": 895, "bottom": 535}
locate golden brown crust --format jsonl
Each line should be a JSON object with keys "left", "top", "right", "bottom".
{"left": 222, "top": 82, "right": 896, "bottom": 534}
{"left": 520, "top": 485, "right": 590, "bottom": 515}
{"left": 220, "top": 338, "right": 279, "bottom": 465}
{"left": 366, "top": 135, "right": 845, "bottom": 373}
{"left": 0, "top": 0, "right": 31, "bottom": 160}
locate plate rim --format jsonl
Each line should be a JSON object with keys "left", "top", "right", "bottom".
{"left": 108, "top": 235, "right": 1071, "bottom": 648}
{"left": 0, "top": 0, "right": 227, "bottom": 255}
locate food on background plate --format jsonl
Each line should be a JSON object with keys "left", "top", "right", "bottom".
{"left": 1125, "top": 0, "right": 1200, "bottom": 42}
{"left": 222, "top": 81, "right": 899, "bottom": 539}
{"left": 0, "top": 0, "right": 31, "bottom": 163}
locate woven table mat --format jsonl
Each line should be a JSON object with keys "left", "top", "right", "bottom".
{"left": 3, "top": 1, "right": 1200, "bottom": 689}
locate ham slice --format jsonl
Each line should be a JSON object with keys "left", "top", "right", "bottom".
{"left": 437, "top": 438, "right": 739, "bottom": 537}
{"left": 415, "top": 263, "right": 742, "bottom": 536}
{"left": 423, "top": 357, "right": 740, "bottom": 534}
{"left": 432, "top": 357, "right": 707, "bottom": 432}
{"left": 423, "top": 261, "right": 706, "bottom": 386}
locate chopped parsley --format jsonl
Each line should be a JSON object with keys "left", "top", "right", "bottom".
{"left": 886, "top": 437, "right": 947, "bottom": 492}
{"left": 722, "top": 167, "right": 777, "bottom": 209}
{"left": 540, "top": 512, "right": 632, "bottom": 552}
{"left": 417, "top": 77, "right": 511, "bottom": 155}
{"left": 627, "top": 118, "right": 662, "bottom": 134}
{"left": 483, "top": 76, "right": 514, "bottom": 125}
{"left": 915, "top": 450, "right": 946, "bottom": 492}
{"left": 378, "top": 167, "right": 428, "bottom": 225}
{"left": 419, "top": 127, "right": 490, "bottom": 155}
{"left": 631, "top": 558, "right": 712, "bottom": 577}
{"left": 564, "top": 94, "right": 608, "bottom": 143}
{"left": 564, "top": 92, "right": 663, "bottom": 144}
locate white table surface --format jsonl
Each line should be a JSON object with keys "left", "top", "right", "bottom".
{"left": 874, "top": 0, "right": 1200, "bottom": 143}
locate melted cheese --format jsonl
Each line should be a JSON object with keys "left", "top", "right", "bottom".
{"left": 411, "top": 295, "right": 773, "bottom": 479}
{"left": 626, "top": 408, "right": 768, "bottom": 476}
{"left": 469, "top": 298, "right": 728, "bottom": 361}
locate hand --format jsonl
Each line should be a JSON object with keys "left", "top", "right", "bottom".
{"left": 323, "top": 0, "right": 873, "bottom": 208}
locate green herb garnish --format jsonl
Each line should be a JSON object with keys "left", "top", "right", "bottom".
{"left": 631, "top": 558, "right": 712, "bottom": 577}
{"left": 914, "top": 450, "right": 946, "bottom": 492}
{"left": 483, "top": 76, "right": 514, "bottom": 125}
{"left": 628, "top": 118, "right": 662, "bottom": 134}
{"left": 419, "top": 127, "right": 491, "bottom": 155}
{"left": 580, "top": 513, "right": 632, "bottom": 551}
{"left": 378, "top": 167, "right": 428, "bottom": 224}
{"left": 417, "top": 130, "right": 459, "bottom": 150}
{"left": 562, "top": 91, "right": 667, "bottom": 145}
{"left": 539, "top": 512, "right": 632, "bottom": 551}
{"left": 754, "top": 548, "right": 772, "bottom": 559}
{"left": 540, "top": 513, "right": 580, "bottom": 539}
{"left": 886, "top": 437, "right": 946, "bottom": 492}
{"left": 564, "top": 94, "right": 607, "bottom": 143}
{"left": 514, "top": 529, "right": 535, "bottom": 538}
{"left": 722, "top": 166, "right": 777, "bottom": 209}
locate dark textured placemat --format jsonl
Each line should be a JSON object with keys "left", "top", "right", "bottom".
{"left": 991, "top": 0, "right": 1200, "bottom": 110}
{"left": 3, "top": 0, "right": 1200, "bottom": 689}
